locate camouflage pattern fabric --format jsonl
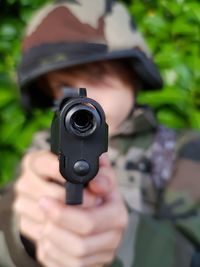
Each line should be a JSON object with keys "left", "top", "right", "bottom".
{"left": 0, "top": 107, "right": 200, "bottom": 267}
{"left": 23, "top": 1, "right": 150, "bottom": 54}
{"left": 18, "top": 0, "right": 163, "bottom": 110}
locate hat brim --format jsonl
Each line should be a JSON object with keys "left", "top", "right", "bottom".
{"left": 19, "top": 42, "right": 163, "bottom": 91}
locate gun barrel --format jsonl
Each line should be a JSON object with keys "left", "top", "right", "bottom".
{"left": 51, "top": 88, "right": 108, "bottom": 205}
{"left": 65, "top": 104, "right": 101, "bottom": 137}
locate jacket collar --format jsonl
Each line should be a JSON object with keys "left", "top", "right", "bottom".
{"left": 111, "top": 105, "right": 158, "bottom": 138}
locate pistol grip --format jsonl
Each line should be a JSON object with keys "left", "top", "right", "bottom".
{"left": 65, "top": 182, "right": 84, "bottom": 205}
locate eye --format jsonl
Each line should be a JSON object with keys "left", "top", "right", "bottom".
{"left": 51, "top": 83, "right": 71, "bottom": 99}
{"left": 55, "top": 83, "right": 71, "bottom": 90}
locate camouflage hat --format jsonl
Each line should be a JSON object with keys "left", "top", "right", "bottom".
{"left": 18, "top": 0, "right": 163, "bottom": 109}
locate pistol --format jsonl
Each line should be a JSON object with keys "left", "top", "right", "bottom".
{"left": 51, "top": 88, "right": 108, "bottom": 205}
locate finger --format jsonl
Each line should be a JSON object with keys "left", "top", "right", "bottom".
{"left": 81, "top": 190, "right": 103, "bottom": 209}
{"left": 15, "top": 172, "right": 100, "bottom": 209}
{"left": 23, "top": 151, "right": 65, "bottom": 184}
{"left": 18, "top": 216, "right": 42, "bottom": 242}
{"left": 15, "top": 173, "right": 65, "bottom": 202}
{"left": 39, "top": 195, "right": 128, "bottom": 235}
{"left": 87, "top": 152, "right": 116, "bottom": 197}
{"left": 13, "top": 195, "right": 45, "bottom": 223}
{"left": 38, "top": 237, "right": 115, "bottom": 267}
{"left": 84, "top": 193, "right": 128, "bottom": 233}
{"left": 87, "top": 167, "right": 115, "bottom": 197}
{"left": 37, "top": 248, "right": 60, "bottom": 267}
{"left": 41, "top": 222, "right": 121, "bottom": 257}
{"left": 99, "top": 153, "right": 111, "bottom": 168}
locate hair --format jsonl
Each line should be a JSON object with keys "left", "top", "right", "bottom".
{"left": 35, "top": 58, "right": 141, "bottom": 106}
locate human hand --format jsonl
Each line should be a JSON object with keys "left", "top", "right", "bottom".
{"left": 37, "top": 155, "right": 128, "bottom": 267}
{"left": 13, "top": 151, "right": 66, "bottom": 243}
{"left": 13, "top": 151, "right": 117, "bottom": 244}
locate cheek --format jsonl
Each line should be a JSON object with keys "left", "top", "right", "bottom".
{"left": 99, "top": 89, "right": 134, "bottom": 124}
{"left": 110, "top": 88, "right": 134, "bottom": 111}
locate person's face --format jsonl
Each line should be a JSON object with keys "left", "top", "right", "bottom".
{"left": 42, "top": 61, "right": 135, "bottom": 136}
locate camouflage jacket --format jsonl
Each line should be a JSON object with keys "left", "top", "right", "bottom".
{"left": 0, "top": 106, "right": 200, "bottom": 267}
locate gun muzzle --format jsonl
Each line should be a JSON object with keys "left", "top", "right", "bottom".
{"left": 65, "top": 105, "right": 101, "bottom": 137}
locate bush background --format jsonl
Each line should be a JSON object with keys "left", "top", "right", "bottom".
{"left": 0, "top": 0, "right": 199, "bottom": 185}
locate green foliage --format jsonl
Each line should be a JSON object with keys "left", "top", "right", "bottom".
{"left": 127, "top": 0, "right": 200, "bottom": 129}
{"left": 0, "top": 74, "right": 52, "bottom": 185}
{"left": 0, "top": 0, "right": 199, "bottom": 185}
{"left": 0, "top": 0, "right": 52, "bottom": 185}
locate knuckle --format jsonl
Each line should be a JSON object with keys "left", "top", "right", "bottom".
{"left": 15, "top": 177, "right": 26, "bottom": 193}
{"left": 23, "top": 150, "right": 48, "bottom": 173}
{"left": 13, "top": 198, "right": 22, "bottom": 214}
{"left": 21, "top": 152, "right": 33, "bottom": 169}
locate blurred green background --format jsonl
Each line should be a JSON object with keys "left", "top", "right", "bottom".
{"left": 0, "top": 0, "right": 199, "bottom": 186}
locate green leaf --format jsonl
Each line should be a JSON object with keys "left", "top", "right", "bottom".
{"left": 189, "top": 110, "right": 200, "bottom": 129}
{"left": 138, "top": 87, "right": 189, "bottom": 108}
{"left": 172, "top": 18, "right": 196, "bottom": 35}
{"left": 157, "top": 109, "right": 187, "bottom": 129}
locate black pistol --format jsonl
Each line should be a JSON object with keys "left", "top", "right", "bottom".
{"left": 51, "top": 88, "right": 108, "bottom": 205}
